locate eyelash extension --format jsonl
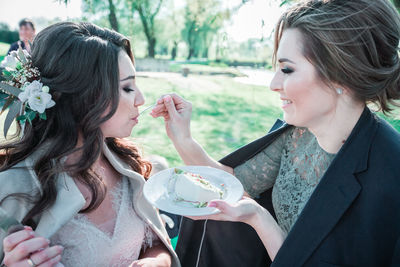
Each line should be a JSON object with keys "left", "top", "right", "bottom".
{"left": 123, "top": 87, "right": 135, "bottom": 93}
{"left": 281, "top": 67, "right": 294, "bottom": 74}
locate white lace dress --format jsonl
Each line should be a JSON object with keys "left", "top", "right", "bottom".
{"left": 50, "top": 176, "right": 159, "bottom": 267}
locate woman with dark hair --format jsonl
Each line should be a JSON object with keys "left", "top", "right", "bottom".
{"left": 0, "top": 22, "right": 179, "bottom": 267}
{"left": 152, "top": 0, "right": 400, "bottom": 266}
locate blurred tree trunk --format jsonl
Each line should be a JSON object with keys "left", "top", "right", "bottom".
{"left": 185, "top": 20, "right": 197, "bottom": 60}
{"left": 171, "top": 41, "right": 178, "bottom": 60}
{"left": 130, "top": 0, "right": 163, "bottom": 58}
{"left": 182, "top": 0, "right": 244, "bottom": 60}
{"left": 63, "top": 0, "right": 120, "bottom": 32}
{"left": 108, "top": 0, "right": 119, "bottom": 32}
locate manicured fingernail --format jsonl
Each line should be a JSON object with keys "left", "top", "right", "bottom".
{"left": 208, "top": 202, "right": 217, "bottom": 207}
{"left": 29, "top": 231, "right": 35, "bottom": 236}
{"left": 164, "top": 95, "right": 171, "bottom": 102}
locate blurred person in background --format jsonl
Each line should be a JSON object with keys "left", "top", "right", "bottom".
{"left": 7, "top": 19, "right": 36, "bottom": 54}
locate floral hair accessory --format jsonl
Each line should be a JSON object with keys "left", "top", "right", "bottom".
{"left": 0, "top": 47, "right": 55, "bottom": 138}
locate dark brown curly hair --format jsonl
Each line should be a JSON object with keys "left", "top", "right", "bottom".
{"left": 0, "top": 22, "right": 151, "bottom": 226}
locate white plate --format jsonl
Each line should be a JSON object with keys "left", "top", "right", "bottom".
{"left": 143, "top": 166, "right": 244, "bottom": 216}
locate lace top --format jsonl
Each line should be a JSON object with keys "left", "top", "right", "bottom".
{"left": 234, "top": 127, "right": 336, "bottom": 233}
{"left": 50, "top": 176, "right": 159, "bottom": 267}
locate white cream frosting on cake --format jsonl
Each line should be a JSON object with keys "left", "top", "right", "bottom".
{"left": 174, "top": 170, "right": 222, "bottom": 203}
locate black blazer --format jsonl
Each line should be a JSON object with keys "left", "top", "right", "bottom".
{"left": 7, "top": 41, "right": 25, "bottom": 55}
{"left": 175, "top": 107, "right": 400, "bottom": 267}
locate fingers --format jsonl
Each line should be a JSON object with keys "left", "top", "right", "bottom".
{"left": 151, "top": 93, "right": 191, "bottom": 118}
{"left": 243, "top": 191, "right": 251, "bottom": 198}
{"left": 207, "top": 200, "right": 232, "bottom": 213}
{"left": 129, "top": 260, "right": 142, "bottom": 267}
{"left": 157, "top": 93, "right": 185, "bottom": 105}
{"left": 3, "top": 227, "right": 35, "bottom": 253}
{"left": 161, "top": 95, "right": 179, "bottom": 118}
{"left": 187, "top": 200, "right": 237, "bottom": 221}
{"left": 151, "top": 104, "right": 168, "bottom": 118}
{"left": 4, "top": 237, "right": 50, "bottom": 264}
{"left": 30, "top": 245, "right": 64, "bottom": 267}
{"left": 37, "top": 254, "right": 62, "bottom": 267}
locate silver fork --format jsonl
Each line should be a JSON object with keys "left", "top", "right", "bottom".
{"left": 139, "top": 103, "right": 156, "bottom": 116}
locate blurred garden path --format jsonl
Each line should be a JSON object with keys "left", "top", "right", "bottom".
{"left": 137, "top": 68, "right": 274, "bottom": 94}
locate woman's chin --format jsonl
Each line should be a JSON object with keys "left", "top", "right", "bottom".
{"left": 105, "top": 129, "right": 134, "bottom": 139}
{"left": 283, "top": 113, "right": 303, "bottom": 127}
{"left": 283, "top": 113, "right": 293, "bottom": 124}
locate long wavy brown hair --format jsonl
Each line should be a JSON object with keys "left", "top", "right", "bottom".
{"left": 0, "top": 22, "right": 151, "bottom": 226}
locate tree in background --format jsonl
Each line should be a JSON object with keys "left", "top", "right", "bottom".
{"left": 181, "top": 0, "right": 228, "bottom": 60}
{"left": 0, "top": 22, "right": 18, "bottom": 45}
{"left": 392, "top": 0, "right": 400, "bottom": 12}
{"left": 155, "top": 0, "right": 184, "bottom": 60}
{"left": 107, "top": 0, "right": 119, "bottom": 31}
{"left": 127, "top": 0, "right": 164, "bottom": 58}
{"left": 182, "top": 0, "right": 249, "bottom": 60}
{"left": 63, "top": 0, "right": 120, "bottom": 31}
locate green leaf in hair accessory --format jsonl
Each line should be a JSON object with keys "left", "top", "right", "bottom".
{"left": 26, "top": 110, "right": 37, "bottom": 123}
{"left": 16, "top": 114, "right": 26, "bottom": 123}
{"left": 17, "top": 46, "right": 28, "bottom": 64}
{"left": 39, "top": 112, "right": 47, "bottom": 120}
{"left": 3, "top": 101, "right": 22, "bottom": 138}
{"left": 0, "top": 82, "right": 22, "bottom": 97}
{"left": 0, "top": 96, "right": 15, "bottom": 115}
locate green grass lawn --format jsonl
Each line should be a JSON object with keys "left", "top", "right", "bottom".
{"left": 0, "top": 42, "right": 10, "bottom": 62}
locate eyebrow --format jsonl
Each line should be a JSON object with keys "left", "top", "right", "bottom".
{"left": 278, "top": 58, "right": 295, "bottom": 64}
{"left": 120, "top": 75, "right": 135, "bottom": 81}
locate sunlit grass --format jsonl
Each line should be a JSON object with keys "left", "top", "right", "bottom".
{"left": 0, "top": 42, "right": 10, "bottom": 62}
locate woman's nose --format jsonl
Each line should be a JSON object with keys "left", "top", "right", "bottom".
{"left": 269, "top": 71, "right": 282, "bottom": 92}
{"left": 135, "top": 88, "right": 145, "bottom": 107}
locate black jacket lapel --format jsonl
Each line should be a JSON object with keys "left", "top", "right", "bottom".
{"left": 220, "top": 119, "right": 291, "bottom": 168}
{"left": 272, "top": 107, "right": 378, "bottom": 266}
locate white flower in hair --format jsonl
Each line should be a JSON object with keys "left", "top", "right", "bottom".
{"left": 42, "top": 86, "right": 49, "bottom": 93}
{"left": 18, "top": 80, "right": 55, "bottom": 113}
{"left": 1, "top": 54, "right": 18, "bottom": 71}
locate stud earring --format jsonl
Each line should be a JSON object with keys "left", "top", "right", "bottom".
{"left": 336, "top": 88, "right": 343, "bottom": 95}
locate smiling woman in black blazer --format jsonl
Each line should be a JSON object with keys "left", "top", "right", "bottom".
{"left": 151, "top": 0, "right": 400, "bottom": 266}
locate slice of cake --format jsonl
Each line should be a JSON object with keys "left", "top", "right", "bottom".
{"left": 173, "top": 168, "right": 223, "bottom": 204}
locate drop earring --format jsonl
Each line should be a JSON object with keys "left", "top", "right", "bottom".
{"left": 336, "top": 88, "right": 343, "bottom": 95}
